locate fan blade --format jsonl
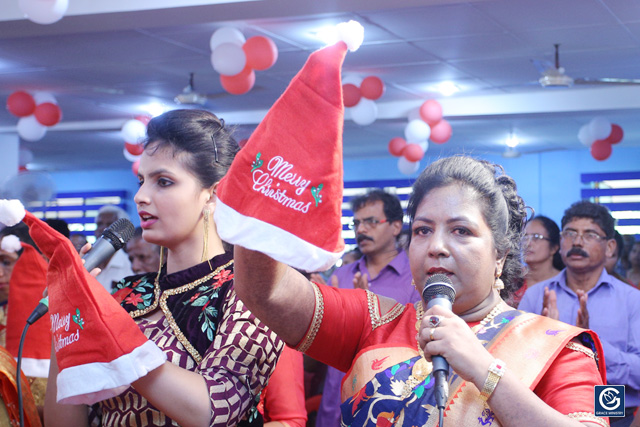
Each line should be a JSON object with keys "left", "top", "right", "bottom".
{"left": 574, "top": 77, "right": 640, "bottom": 86}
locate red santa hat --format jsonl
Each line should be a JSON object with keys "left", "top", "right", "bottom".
{"left": 5, "top": 240, "right": 51, "bottom": 378}
{"left": 215, "top": 21, "right": 364, "bottom": 272}
{"left": 0, "top": 199, "right": 166, "bottom": 405}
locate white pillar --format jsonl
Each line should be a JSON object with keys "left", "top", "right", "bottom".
{"left": 0, "top": 133, "right": 19, "bottom": 191}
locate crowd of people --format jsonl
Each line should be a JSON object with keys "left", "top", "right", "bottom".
{"left": 0, "top": 39, "right": 639, "bottom": 427}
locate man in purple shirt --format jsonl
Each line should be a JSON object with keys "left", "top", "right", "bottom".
{"left": 519, "top": 201, "right": 640, "bottom": 427}
{"left": 315, "top": 189, "right": 419, "bottom": 426}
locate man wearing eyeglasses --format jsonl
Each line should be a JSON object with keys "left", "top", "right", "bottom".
{"left": 316, "top": 189, "right": 419, "bottom": 427}
{"left": 519, "top": 200, "right": 640, "bottom": 427}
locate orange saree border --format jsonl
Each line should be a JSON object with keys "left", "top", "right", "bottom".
{"left": 0, "top": 346, "right": 41, "bottom": 427}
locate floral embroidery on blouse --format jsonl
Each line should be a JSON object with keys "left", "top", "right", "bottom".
{"left": 183, "top": 270, "right": 234, "bottom": 341}
{"left": 113, "top": 275, "right": 155, "bottom": 309}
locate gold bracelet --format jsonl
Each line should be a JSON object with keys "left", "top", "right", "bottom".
{"left": 479, "top": 358, "right": 506, "bottom": 402}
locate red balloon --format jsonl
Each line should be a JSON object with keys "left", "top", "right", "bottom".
{"left": 360, "top": 76, "right": 385, "bottom": 100}
{"left": 403, "top": 143, "right": 424, "bottom": 162}
{"left": 242, "top": 36, "right": 278, "bottom": 71}
{"left": 125, "top": 142, "right": 144, "bottom": 156}
{"left": 34, "top": 102, "right": 62, "bottom": 126}
{"left": 7, "top": 91, "right": 36, "bottom": 117}
{"left": 135, "top": 115, "right": 152, "bottom": 126}
{"left": 420, "top": 99, "right": 443, "bottom": 126}
{"left": 342, "top": 84, "right": 361, "bottom": 108}
{"left": 604, "top": 124, "right": 624, "bottom": 145}
{"left": 430, "top": 119, "right": 452, "bottom": 144}
{"left": 590, "top": 139, "right": 613, "bottom": 161}
{"left": 388, "top": 137, "right": 407, "bottom": 157}
{"left": 132, "top": 160, "right": 140, "bottom": 176}
{"left": 220, "top": 66, "right": 256, "bottom": 95}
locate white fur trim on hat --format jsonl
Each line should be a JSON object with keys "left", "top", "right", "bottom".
{"left": 336, "top": 20, "right": 364, "bottom": 52}
{"left": 215, "top": 199, "right": 343, "bottom": 272}
{"left": 1, "top": 235, "right": 21, "bottom": 253}
{"left": 56, "top": 340, "right": 167, "bottom": 405}
{"left": 18, "top": 358, "right": 50, "bottom": 378}
{"left": 0, "top": 199, "right": 26, "bottom": 227}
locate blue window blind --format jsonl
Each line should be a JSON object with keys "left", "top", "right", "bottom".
{"left": 581, "top": 171, "right": 640, "bottom": 237}
{"left": 27, "top": 190, "right": 128, "bottom": 243}
{"left": 342, "top": 179, "right": 415, "bottom": 247}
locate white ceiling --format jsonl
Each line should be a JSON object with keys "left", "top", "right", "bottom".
{"left": 1, "top": 0, "right": 640, "bottom": 171}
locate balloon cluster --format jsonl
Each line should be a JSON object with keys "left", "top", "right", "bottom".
{"left": 388, "top": 99, "right": 452, "bottom": 175}
{"left": 343, "top": 76, "right": 385, "bottom": 126}
{"left": 6, "top": 91, "right": 62, "bottom": 141}
{"left": 577, "top": 117, "right": 624, "bottom": 161}
{"left": 19, "top": 0, "right": 68, "bottom": 25}
{"left": 120, "top": 115, "right": 151, "bottom": 175}
{"left": 209, "top": 27, "right": 278, "bottom": 95}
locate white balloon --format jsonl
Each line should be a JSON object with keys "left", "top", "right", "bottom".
{"left": 19, "top": 0, "right": 68, "bottom": 25}
{"left": 209, "top": 27, "right": 246, "bottom": 51}
{"left": 398, "top": 157, "right": 420, "bottom": 175}
{"left": 418, "top": 140, "right": 429, "bottom": 152}
{"left": 350, "top": 99, "right": 378, "bottom": 126}
{"left": 577, "top": 124, "right": 595, "bottom": 146}
{"left": 123, "top": 147, "right": 142, "bottom": 163}
{"left": 121, "top": 119, "right": 147, "bottom": 144}
{"left": 33, "top": 91, "right": 57, "bottom": 105}
{"left": 589, "top": 117, "right": 611, "bottom": 141}
{"left": 17, "top": 116, "right": 47, "bottom": 141}
{"left": 404, "top": 119, "right": 431, "bottom": 143}
{"left": 211, "top": 43, "right": 247, "bottom": 76}
{"left": 19, "top": 149, "right": 34, "bottom": 166}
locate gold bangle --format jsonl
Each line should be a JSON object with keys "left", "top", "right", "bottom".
{"left": 479, "top": 358, "right": 506, "bottom": 402}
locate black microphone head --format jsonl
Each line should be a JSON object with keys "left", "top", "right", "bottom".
{"left": 422, "top": 273, "right": 456, "bottom": 304}
{"left": 101, "top": 218, "right": 135, "bottom": 251}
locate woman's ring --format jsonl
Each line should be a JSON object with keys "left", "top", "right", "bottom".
{"left": 428, "top": 315, "right": 441, "bottom": 328}
{"left": 429, "top": 328, "right": 436, "bottom": 341}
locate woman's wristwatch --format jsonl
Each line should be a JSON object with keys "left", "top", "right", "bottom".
{"left": 479, "top": 358, "right": 506, "bottom": 402}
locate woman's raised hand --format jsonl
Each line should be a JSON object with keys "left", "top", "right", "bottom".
{"left": 417, "top": 305, "right": 493, "bottom": 387}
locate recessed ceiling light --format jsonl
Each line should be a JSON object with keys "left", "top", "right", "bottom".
{"left": 142, "top": 102, "right": 166, "bottom": 117}
{"left": 506, "top": 132, "right": 519, "bottom": 148}
{"left": 430, "top": 81, "right": 460, "bottom": 96}
{"left": 308, "top": 25, "right": 340, "bottom": 45}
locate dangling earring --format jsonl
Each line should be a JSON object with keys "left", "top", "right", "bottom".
{"left": 494, "top": 276, "right": 505, "bottom": 290}
{"left": 155, "top": 246, "right": 165, "bottom": 284}
{"left": 202, "top": 208, "right": 212, "bottom": 270}
{"left": 411, "top": 279, "right": 417, "bottom": 291}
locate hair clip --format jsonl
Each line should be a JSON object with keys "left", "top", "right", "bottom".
{"left": 211, "top": 134, "right": 219, "bottom": 163}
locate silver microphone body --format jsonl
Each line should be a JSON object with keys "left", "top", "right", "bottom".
{"left": 421, "top": 273, "right": 456, "bottom": 411}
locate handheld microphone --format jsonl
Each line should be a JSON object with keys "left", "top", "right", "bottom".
{"left": 26, "top": 218, "right": 135, "bottom": 325}
{"left": 81, "top": 218, "right": 135, "bottom": 272}
{"left": 422, "top": 273, "right": 456, "bottom": 414}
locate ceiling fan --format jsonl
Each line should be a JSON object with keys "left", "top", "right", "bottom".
{"left": 533, "top": 44, "right": 640, "bottom": 88}
{"left": 174, "top": 72, "right": 226, "bottom": 105}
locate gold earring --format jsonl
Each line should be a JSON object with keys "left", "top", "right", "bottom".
{"left": 494, "top": 277, "right": 505, "bottom": 290}
{"left": 202, "top": 208, "right": 212, "bottom": 270}
{"left": 411, "top": 279, "right": 417, "bottom": 291}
